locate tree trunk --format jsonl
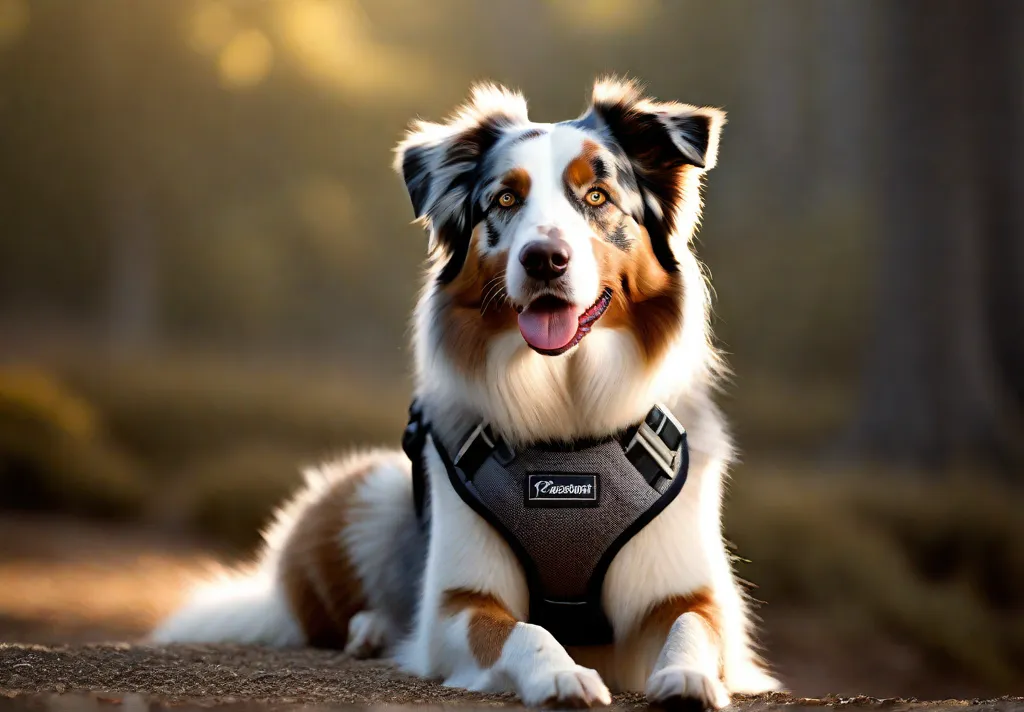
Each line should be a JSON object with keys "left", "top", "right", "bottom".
{"left": 80, "top": 0, "right": 160, "bottom": 349}
{"left": 972, "top": 4, "right": 1024, "bottom": 410}
{"left": 748, "top": 1, "right": 805, "bottom": 214}
{"left": 843, "top": 0, "right": 1024, "bottom": 472}
{"left": 816, "top": 0, "right": 870, "bottom": 203}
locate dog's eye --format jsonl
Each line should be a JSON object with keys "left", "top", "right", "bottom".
{"left": 585, "top": 189, "right": 608, "bottom": 207}
{"left": 496, "top": 191, "right": 518, "bottom": 208}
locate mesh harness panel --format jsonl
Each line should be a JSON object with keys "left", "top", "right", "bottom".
{"left": 403, "top": 400, "right": 688, "bottom": 646}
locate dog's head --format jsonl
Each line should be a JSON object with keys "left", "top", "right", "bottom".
{"left": 396, "top": 79, "right": 725, "bottom": 439}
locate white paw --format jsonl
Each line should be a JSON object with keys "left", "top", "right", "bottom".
{"left": 646, "top": 666, "right": 730, "bottom": 710}
{"left": 344, "top": 610, "right": 389, "bottom": 659}
{"left": 727, "top": 664, "right": 783, "bottom": 695}
{"left": 520, "top": 665, "right": 612, "bottom": 708}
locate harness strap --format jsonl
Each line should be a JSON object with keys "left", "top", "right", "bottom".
{"left": 402, "top": 400, "right": 688, "bottom": 646}
{"left": 402, "top": 401, "right": 428, "bottom": 525}
{"left": 450, "top": 406, "right": 685, "bottom": 489}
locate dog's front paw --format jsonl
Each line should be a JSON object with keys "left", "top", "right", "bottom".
{"left": 520, "top": 665, "right": 612, "bottom": 708}
{"left": 344, "top": 610, "right": 389, "bottom": 659}
{"left": 646, "top": 666, "right": 730, "bottom": 711}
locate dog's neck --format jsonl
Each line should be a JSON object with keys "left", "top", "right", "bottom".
{"left": 413, "top": 248, "right": 718, "bottom": 448}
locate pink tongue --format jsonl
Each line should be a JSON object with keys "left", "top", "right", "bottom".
{"left": 518, "top": 303, "right": 583, "bottom": 351}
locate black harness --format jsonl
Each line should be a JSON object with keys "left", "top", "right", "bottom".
{"left": 402, "top": 400, "right": 688, "bottom": 646}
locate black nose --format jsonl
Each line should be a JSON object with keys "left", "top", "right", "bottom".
{"left": 519, "top": 240, "right": 571, "bottom": 281}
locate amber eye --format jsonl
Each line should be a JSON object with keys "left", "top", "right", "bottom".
{"left": 585, "top": 189, "right": 607, "bottom": 206}
{"left": 496, "top": 191, "right": 518, "bottom": 208}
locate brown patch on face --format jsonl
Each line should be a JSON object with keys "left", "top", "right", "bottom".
{"left": 442, "top": 588, "right": 518, "bottom": 668}
{"left": 564, "top": 139, "right": 601, "bottom": 190}
{"left": 592, "top": 222, "right": 684, "bottom": 365}
{"left": 501, "top": 166, "right": 532, "bottom": 199}
{"left": 279, "top": 465, "right": 372, "bottom": 648}
{"left": 437, "top": 227, "right": 517, "bottom": 376}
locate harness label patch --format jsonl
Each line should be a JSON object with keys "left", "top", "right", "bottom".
{"left": 526, "top": 473, "right": 599, "bottom": 508}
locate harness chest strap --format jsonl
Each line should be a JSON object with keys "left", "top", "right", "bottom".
{"left": 402, "top": 401, "right": 688, "bottom": 647}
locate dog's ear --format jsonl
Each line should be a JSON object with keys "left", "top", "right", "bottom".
{"left": 583, "top": 77, "right": 725, "bottom": 269}
{"left": 394, "top": 84, "right": 529, "bottom": 282}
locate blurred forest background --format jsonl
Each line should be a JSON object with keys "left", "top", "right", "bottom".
{"left": 0, "top": 0, "right": 1022, "bottom": 701}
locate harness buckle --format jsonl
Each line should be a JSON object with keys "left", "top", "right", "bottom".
{"left": 454, "top": 423, "right": 498, "bottom": 480}
{"left": 624, "top": 405, "right": 685, "bottom": 487}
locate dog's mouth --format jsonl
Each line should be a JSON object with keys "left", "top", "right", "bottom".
{"left": 515, "top": 288, "right": 613, "bottom": 356}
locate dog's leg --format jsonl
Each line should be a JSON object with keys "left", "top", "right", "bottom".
{"left": 438, "top": 589, "right": 612, "bottom": 708}
{"left": 406, "top": 443, "right": 610, "bottom": 707}
{"left": 641, "top": 591, "right": 730, "bottom": 710}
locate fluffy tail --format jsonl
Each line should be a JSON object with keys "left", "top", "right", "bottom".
{"left": 150, "top": 450, "right": 414, "bottom": 648}
{"left": 149, "top": 567, "right": 303, "bottom": 647}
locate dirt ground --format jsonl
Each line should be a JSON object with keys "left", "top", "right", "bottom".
{"left": 0, "top": 515, "right": 1020, "bottom": 711}
{"left": 1, "top": 643, "right": 1022, "bottom": 712}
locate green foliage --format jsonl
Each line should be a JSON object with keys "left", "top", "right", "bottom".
{"left": 165, "top": 445, "right": 307, "bottom": 552}
{"left": 0, "top": 368, "right": 145, "bottom": 517}
{"left": 727, "top": 463, "right": 1024, "bottom": 689}
{"left": 0, "top": 355, "right": 406, "bottom": 539}
{"left": 39, "top": 353, "right": 405, "bottom": 550}
{"left": 57, "top": 354, "right": 407, "bottom": 471}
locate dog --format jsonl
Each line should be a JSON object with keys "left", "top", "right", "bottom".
{"left": 152, "top": 78, "right": 781, "bottom": 709}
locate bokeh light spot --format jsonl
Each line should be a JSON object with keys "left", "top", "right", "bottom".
{"left": 187, "top": 1, "right": 236, "bottom": 56}
{"left": 0, "top": 0, "right": 29, "bottom": 48}
{"left": 275, "top": 0, "right": 430, "bottom": 98}
{"left": 217, "top": 28, "right": 273, "bottom": 90}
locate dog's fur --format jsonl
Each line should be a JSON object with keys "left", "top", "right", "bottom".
{"left": 152, "top": 78, "right": 781, "bottom": 709}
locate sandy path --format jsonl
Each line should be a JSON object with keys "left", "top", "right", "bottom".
{"left": 2, "top": 643, "right": 1022, "bottom": 712}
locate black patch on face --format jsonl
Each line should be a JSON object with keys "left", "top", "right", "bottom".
{"left": 430, "top": 117, "right": 509, "bottom": 284}
{"left": 603, "top": 105, "right": 685, "bottom": 270}
{"left": 566, "top": 103, "right": 714, "bottom": 274}
{"left": 511, "top": 128, "right": 546, "bottom": 145}
{"left": 607, "top": 143, "right": 640, "bottom": 195}
{"left": 608, "top": 218, "right": 631, "bottom": 252}
{"left": 641, "top": 198, "right": 676, "bottom": 273}
{"left": 561, "top": 153, "right": 630, "bottom": 253}
{"left": 558, "top": 140, "right": 636, "bottom": 252}
{"left": 484, "top": 214, "right": 502, "bottom": 248}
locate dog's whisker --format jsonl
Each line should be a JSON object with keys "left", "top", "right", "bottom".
{"left": 486, "top": 288, "right": 509, "bottom": 315}
{"left": 481, "top": 279, "right": 503, "bottom": 306}
{"left": 480, "top": 272, "right": 504, "bottom": 299}
{"left": 480, "top": 271, "right": 507, "bottom": 314}
{"left": 481, "top": 285, "right": 501, "bottom": 314}
{"left": 482, "top": 288, "right": 505, "bottom": 314}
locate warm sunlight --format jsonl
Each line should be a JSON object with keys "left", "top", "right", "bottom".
{"left": 187, "top": 0, "right": 236, "bottom": 56}
{"left": 217, "top": 28, "right": 274, "bottom": 90}
{"left": 273, "top": 0, "right": 430, "bottom": 99}
{"left": 548, "top": 0, "right": 657, "bottom": 33}
{"left": 0, "top": 0, "right": 28, "bottom": 48}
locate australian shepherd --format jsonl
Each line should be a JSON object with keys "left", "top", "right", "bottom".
{"left": 153, "top": 78, "right": 780, "bottom": 709}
